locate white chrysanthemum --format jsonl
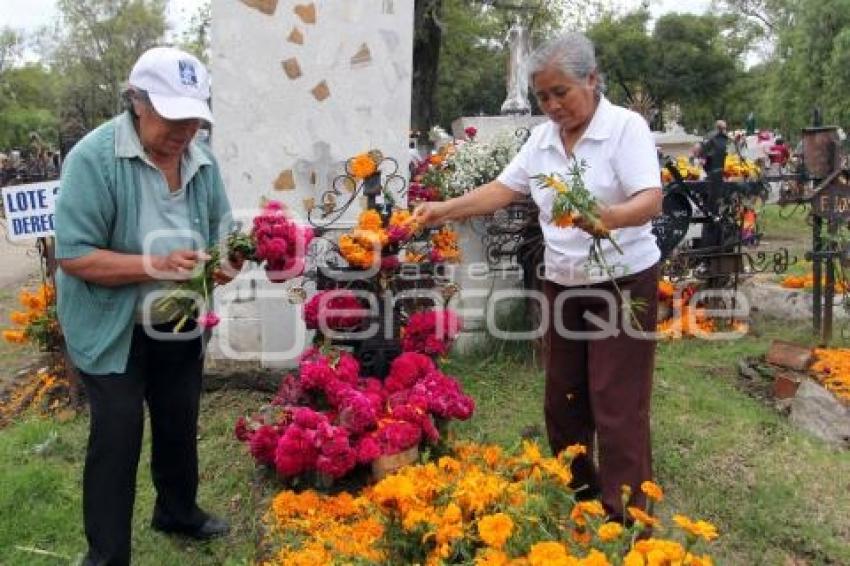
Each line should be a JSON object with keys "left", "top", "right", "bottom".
{"left": 442, "top": 130, "right": 523, "bottom": 198}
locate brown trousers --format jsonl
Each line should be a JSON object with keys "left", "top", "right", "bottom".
{"left": 543, "top": 264, "right": 659, "bottom": 517}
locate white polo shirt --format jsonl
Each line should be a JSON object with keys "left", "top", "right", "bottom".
{"left": 497, "top": 97, "right": 661, "bottom": 286}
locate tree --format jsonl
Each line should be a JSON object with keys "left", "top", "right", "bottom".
{"left": 47, "top": 0, "right": 167, "bottom": 134}
{"left": 588, "top": 9, "right": 653, "bottom": 103}
{"left": 0, "top": 65, "right": 59, "bottom": 149}
{"left": 0, "top": 27, "right": 23, "bottom": 75}
{"left": 411, "top": 0, "right": 444, "bottom": 137}
{"left": 178, "top": 0, "right": 211, "bottom": 62}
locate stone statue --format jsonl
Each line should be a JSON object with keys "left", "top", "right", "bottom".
{"left": 501, "top": 19, "right": 531, "bottom": 115}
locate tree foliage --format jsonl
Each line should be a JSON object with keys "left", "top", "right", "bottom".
{"left": 46, "top": 0, "right": 167, "bottom": 139}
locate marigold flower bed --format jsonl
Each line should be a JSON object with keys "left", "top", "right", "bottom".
{"left": 261, "top": 441, "right": 717, "bottom": 566}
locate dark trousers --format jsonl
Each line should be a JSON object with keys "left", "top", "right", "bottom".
{"left": 543, "top": 264, "right": 658, "bottom": 518}
{"left": 81, "top": 325, "right": 206, "bottom": 566}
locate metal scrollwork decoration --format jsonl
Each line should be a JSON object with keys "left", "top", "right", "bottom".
{"left": 305, "top": 151, "right": 406, "bottom": 232}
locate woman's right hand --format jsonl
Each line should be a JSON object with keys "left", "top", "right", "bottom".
{"left": 412, "top": 201, "right": 450, "bottom": 227}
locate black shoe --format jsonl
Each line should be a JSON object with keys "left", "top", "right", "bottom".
{"left": 151, "top": 515, "right": 230, "bottom": 540}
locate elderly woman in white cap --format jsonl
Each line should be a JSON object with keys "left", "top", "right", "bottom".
{"left": 55, "top": 47, "right": 233, "bottom": 565}
{"left": 414, "top": 32, "right": 662, "bottom": 525}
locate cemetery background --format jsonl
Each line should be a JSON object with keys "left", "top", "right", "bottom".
{"left": 2, "top": 0, "right": 850, "bottom": 564}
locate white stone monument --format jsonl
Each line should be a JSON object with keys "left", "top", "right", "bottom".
{"left": 210, "top": 0, "right": 414, "bottom": 367}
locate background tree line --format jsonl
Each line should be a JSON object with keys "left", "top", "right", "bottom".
{"left": 0, "top": 0, "right": 848, "bottom": 155}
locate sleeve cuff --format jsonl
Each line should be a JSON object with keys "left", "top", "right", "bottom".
{"left": 55, "top": 243, "right": 99, "bottom": 260}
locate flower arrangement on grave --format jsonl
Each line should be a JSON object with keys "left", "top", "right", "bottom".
{"left": 235, "top": 149, "right": 472, "bottom": 484}
{"left": 409, "top": 129, "right": 524, "bottom": 202}
{"left": 3, "top": 283, "right": 60, "bottom": 351}
{"left": 656, "top": 279, "right": 747, "bottom": 339}
{"left": 235, "top": 349, "right": 474, "bottom": 483}
{"left": 154, "top": 200, "right": 314, "bottom": 331}
{"left": 260, "top": 440, "right": 718, "bottom": 565}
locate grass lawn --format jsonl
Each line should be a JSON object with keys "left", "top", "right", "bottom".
{"left": 1, "top": 314, "right": 849, "bottom": 565}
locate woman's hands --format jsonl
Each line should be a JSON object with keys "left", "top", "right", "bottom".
{"left": 151, "top": 250, "right": 211, "bottom": 280}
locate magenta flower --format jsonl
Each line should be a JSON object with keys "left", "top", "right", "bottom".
{"left": 198, "top": 311, "right": 220, "bottom": 329}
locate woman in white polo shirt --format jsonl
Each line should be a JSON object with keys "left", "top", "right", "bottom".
{"left": 413, "top": 31, "right": 662, "bottom": 520}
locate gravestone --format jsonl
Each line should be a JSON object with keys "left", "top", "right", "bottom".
{"left": 210, "top": 0, "right": 414, "bottom": 367}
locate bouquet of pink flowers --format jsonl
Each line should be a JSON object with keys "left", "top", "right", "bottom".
{"left": 155, "top": 200, "right": 313, "bottom": 331}
{"left": 252, "top": 200, "right": 315, "bottom": 283}
{"left": 235, "top": 349, "right": 475, "bottom": 483}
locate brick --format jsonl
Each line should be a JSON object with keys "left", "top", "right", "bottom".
{"left": 766, "top": 340, "right": 813, "bottom": 371}
{"left": 773, "top": 370, "right": 803, "bottom": 400}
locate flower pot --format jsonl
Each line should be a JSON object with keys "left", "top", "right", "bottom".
{"left": 372, "top": 446, "right": 419, "bottom": 481}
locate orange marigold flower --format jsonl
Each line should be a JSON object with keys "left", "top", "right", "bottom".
{"left": 628, "top": 506, "right": 659, "bottom": 528}
{"left": 10, "top": 311, "right": 30, "bottom": 325}
{"left": 640, "top": 480, "right": 664, "bottom": 502}
{"left": 571, "top": 527, "right": 592, "bottom": 545}
{"left": 527, "top": 541, "right": 571, "bottom": 565}
{"left": 562, "top": 444, "right": 587, "bottom": 459}
{"left": 350, "top": 153, "right": 378, "bottom": 179}
{"left": 582, "top": 549, "right": 613, "bottom": 566}
{"left": 686, "top": 554, "right": 714, "bottom": 566}
{"left": 2, "top": 329, "right": 28, "bottom": 344}
{"left": 673, "top": 515, "right": 719, "bottom": 541}
{"left": 554, "top": 213, "right": 574, "bottom": 228}
{"left": 474, "top": 548, "right": 510, "bottom": 566}
{"left": 477, "top": 513, "right": 514, "bottom": 549}
{"left": 597, "top": 521, "right": 624, "bottom": 542}
{"left": 570, "top": 500, "right": 606, "bottom": 527}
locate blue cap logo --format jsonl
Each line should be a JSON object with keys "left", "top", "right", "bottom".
{"left": 178, "top": 60, "right": 198, "bottom": 87}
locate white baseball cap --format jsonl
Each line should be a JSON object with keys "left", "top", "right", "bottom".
{"left": 129, "top": 47, "right": 213, "bottom": 124}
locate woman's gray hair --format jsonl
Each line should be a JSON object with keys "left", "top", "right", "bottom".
{"left": 121, "top": 86, "right": 151, "bottom": 116}
{"left": 528, "top": 32, "right": 605, "bottom": 96}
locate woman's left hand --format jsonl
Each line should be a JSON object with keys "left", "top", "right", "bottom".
{"left": 573, "top": 205, "right": 619, "bottom": 237}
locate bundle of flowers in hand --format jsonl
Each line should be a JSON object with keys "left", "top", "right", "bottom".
{"left": 3, "top": 283, "right": 60, "bottom": 351}
{"left": 261, "top": 440, "right": 718, "bottom": 565}
{"left": 253, "top": 200, "right": 315, "bottom": 282}
{"left": 235, "top": 348, "right": 474, "bottom": 484}
{"left": 155, "top": 200, "right": 313, "bottom": 331}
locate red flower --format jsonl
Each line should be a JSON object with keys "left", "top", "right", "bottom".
{"left": 386, "top": 352, "right": 435, "bottom": 392}
{"left": 303, "top": 290, "right": 366, "bottom": 331}
{"left": 248, "top": 424, "right": 279, "bottom": 466}
{"left": 464, "top": 126, "right": 478, "bottom": 139}
{"left": 401, "top": 310, "right": 462, "bottom": 356}
{"left": 197, "top": 311, "right": 220, "bottom": 329}
{"left": 274, "top": 425, "right": 319, "bottom": 477}
{"left": 234, "top": 416, "right": 250, "bottom": 442}
{"left": 355, "top": 436, "right": 382, "bottom": 464}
